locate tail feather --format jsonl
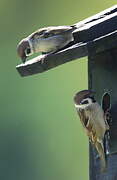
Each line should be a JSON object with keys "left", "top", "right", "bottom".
{"left": 95, "top": 140, "right": 107, "bottom": 172}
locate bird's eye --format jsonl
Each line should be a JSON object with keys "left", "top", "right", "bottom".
{"left": 81, "top": 100, "right": 89, "bottom": 104}
{"left": 90, "top": 97, "right": 96, "bottom": 103}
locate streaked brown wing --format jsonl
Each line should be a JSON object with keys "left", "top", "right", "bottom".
{"left": 30, "top": 26, "right": 75, "bottom": 39}
{"left": 77, "top": 109, "right": 89, "bottom": 129}
{"left": 77, "top": 109, "right": 96, "bottom": 143}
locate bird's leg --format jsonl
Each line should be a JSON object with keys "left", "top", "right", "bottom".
{"left": 41, "top": 51, "right": 58, "bottom": 64}
{"left": 95, "top": 141, "right": 106, "bottom": 172}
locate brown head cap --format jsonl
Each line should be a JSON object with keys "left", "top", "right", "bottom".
{"left": 17, "top": 39, "right": 30, "bottom": 63}
{"left": 74, "top": 90, "right": 95, "bottom": 105}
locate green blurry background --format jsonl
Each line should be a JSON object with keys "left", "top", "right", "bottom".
{"left": 0, "top": 1, "right": 116, "bottom": 180}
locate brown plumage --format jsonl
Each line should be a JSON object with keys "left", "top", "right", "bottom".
{"left": 74, "top": 90, "right": 109, "bottom": 172}
{"left": 17, "top": 25, "right": 76, "bottom": 63}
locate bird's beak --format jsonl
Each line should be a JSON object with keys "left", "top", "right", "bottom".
{"left": 17, "top": 39, "right": 30, "bottom": 63}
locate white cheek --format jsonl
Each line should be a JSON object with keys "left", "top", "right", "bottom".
{"left": 74, "top": 103, "right": 90, "bottom": 109}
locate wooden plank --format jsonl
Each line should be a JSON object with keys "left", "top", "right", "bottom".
{"left": 16, "top": 6, "right": 117, "bottom": 77}
{"left": 74, "top": 11, "right": 117, "bottom": 43}
{"left": 16, "top": 30, "right": 117, "bottom": 76}
{"left": 16, "top": 43, "right": 87, "bottom": 76}
{"left": 74, "top": 5, "right": 117, "bottom": 27}
{"left": 87, "top": 30, "right": 117, "bottom": 55}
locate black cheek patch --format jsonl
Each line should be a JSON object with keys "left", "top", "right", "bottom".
{"left": 81, "top": 100, "right": 89, "bottom": 104}
{"left": 26, "top": 48, "right": 31, "bottom": 54}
